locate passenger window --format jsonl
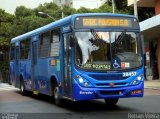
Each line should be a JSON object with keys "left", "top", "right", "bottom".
{"left": 20, "top": 40, "right": 25, "bottom": 59}
{"left": 50, "top": 28, "right": 60, "bottom": 56}
{"left": 20, "top": 39, "right": 31, "bottom": 59}
{"left": 10, "top": 44, "right": 15, "bottom": 60}
{"left": 25, "top": 38, "right": 31, "bottom": 59}
{"left": 39, "top": 32, "right": 50, "bottom": 58}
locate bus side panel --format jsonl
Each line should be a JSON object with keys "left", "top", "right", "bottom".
{"left": 14, "top": 46, "right": 20, "bottom": 88}
{"left": 19, "top": 60, "right": 32, "bottom": 91}
{"left": 34, "top": 57, "right": 61, "bottom": 96}
{"left": 34, "top": 58, "right": 50, "bottom": 95}
{"left": 48, "top": 57, "right": 61, "bottom": 95}
{"left": 9, "top": 61, "right": 16, "bottom": 86}
{"left": 25, "top": 60, "right": 32, "bottom": 90}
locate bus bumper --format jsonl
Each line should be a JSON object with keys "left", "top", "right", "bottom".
{"left": 73, "top": 82, "right": 144, "bottom": 101}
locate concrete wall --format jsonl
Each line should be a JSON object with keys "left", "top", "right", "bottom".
{"left": 127, "top": 0, "right": 154, "bottom": 7}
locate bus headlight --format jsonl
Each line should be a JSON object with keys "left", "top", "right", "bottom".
{"left": 78, "top": 77, "right": 84, "bottom": 83}
{"left": 74, "top": 75, "right": 93, "bottom": 87}
{"left": 137, "top": 76, "right": 142, "bottom": 81}
{"left": 131, "top": 74, "right": 144, "bottom": 86}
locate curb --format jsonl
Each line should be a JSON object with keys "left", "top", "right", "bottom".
{"left": 144, "top": 87, "right": 160, "bottom": 90}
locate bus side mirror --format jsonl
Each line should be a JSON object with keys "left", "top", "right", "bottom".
{"left": 70, "top": 36, "right": 76, "bottom": 47}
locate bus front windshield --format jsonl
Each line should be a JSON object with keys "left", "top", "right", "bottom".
{"left": 75, "top": 31, "right": 142, "bottom": 70}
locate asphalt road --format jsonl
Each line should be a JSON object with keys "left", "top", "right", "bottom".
{"left": 0, "top": 84, "right": 160, "bottom": 119}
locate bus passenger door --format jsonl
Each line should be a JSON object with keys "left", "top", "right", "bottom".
{"left": 63, "top": 33, "right": 72, "bottom": 98}
{"left": 31, "top": 40, "right": 38, "bottom": 91}
{"left": 15, "top": 46, "right": 20, "bottom": 87}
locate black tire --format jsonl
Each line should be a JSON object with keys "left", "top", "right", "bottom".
{"left": 104, "top": 98, "right": 119, "bottom": 106}
{"left": 53, "top": 86, "right": 63, "bottom": 106}
{"left": 20, "top": 79, "right": 26, "bottom": 95}
{"left": 8, "top": 78, "right": 11, "bottom": 85}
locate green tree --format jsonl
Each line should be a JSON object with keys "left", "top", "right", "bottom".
{"left": 15, "top": 6, "right": 34, "bottom": 18}
{"left": 34, "top": 2, "right": 61, "bottom": 20}
{"left": 0, "top": 9, "right": 14, "bottom": 46}
{"left": 93, "top": 4, "right": 113, "bottom": 13}
{"left": 0, "top": 9, "right": 14, "bottom": 23}
{"left": 76, "top": 7, "right": 93, "bottom": 13}
{"left": 0, "top": 9, "right": 14, "bottom": 82}
{"left": 63, "top": 5, "right": 76, "bottom": 17}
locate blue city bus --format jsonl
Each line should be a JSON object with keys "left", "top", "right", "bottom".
{"left": 9, "top": 13, "right": 144, "bottom": 106}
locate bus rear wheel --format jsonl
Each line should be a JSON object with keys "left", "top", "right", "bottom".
{"left": 53, "top": 87, "right": 63, "bottom": 106}
{"left": 104, "top": 98, "right": 119, "bottom": 106}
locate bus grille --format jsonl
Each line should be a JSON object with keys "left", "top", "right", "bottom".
{"left": 96, "top": 82, "right": 127, "bottom": 87}
{"left": 89, "top": 74, "right": 128, "bottom": 80}
{"left": 100, "top": 90, "right": 124, "bottom": 95}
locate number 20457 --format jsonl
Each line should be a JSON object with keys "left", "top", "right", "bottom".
{"left": 123, "top": 72, "right": 136, "bottom": 77}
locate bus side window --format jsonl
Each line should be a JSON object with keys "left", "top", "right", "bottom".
{"left": 10, "top": 44, "right": 15, "bottom": 60}
{"left": 20, "top": 39, "right": 31, "bottom": 60}
{"left": 20, "top": 40, "right": 25, "bottom": 59}
{"left": 39, "top": 32, "right": 51, "bottom": 58}
{"left": 50, "top": 28, "right": 60, "bottom": 57}
{"left": 25, "top": 38, "right": 31, "bottom": 59}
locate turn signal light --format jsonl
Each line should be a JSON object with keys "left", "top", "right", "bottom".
{"left": 50, "top": 59, "right": 56, "bottom": 66}
{"left": 132, "top": 90, "right": 142, "bottom": 94}
{"left": 74, "top": 75, "right": 79, "bottom": 79}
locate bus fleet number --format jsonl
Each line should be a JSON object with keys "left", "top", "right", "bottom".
{"left": 123, "top": 72, "right": 136, "bottom": 77}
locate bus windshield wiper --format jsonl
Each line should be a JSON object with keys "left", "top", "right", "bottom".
{"left": 115, "top": 31, "right": 126, "bottom": 44}
{"left": 89, "top": 29, "right": 106, "bottom": 45}
{"left": 90, "top": 29, "right": 101, "bottom": 40}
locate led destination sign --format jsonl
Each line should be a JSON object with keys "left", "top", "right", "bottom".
{"left": 75, "top": 16, "right": 139, "bottom": 29}
{"left": 83, "top": 18, "right": 129, "bottom": 27}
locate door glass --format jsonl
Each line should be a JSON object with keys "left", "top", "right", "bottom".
{"left": 16, "top": 47, "right": 19, "bottom": 60}
{"left": 63, "top": 34, "right": 71, "bottom": 80}
{"left": 63, "top": 33, "right": 72, "bottom": 97}
{"left": 32, "top": 42, "right": 38, "bottom": 65}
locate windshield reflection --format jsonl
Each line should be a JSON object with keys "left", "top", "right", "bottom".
{"left": 75, "top": 31, "right": 142, "bottom": 70}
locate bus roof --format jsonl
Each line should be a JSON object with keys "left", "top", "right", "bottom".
{"left": 11, "top": 13, "right": 137, "bottom": 44}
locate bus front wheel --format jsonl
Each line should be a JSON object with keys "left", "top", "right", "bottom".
{"left": 53, "top": 87, "right": 63, "bottom": 106}
{"left": 104, "top": 98, "right": 119, "bottom": 106}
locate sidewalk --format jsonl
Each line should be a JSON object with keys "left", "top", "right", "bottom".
{"left": 144, "top": 80, "right": 160, "bottom": 89}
